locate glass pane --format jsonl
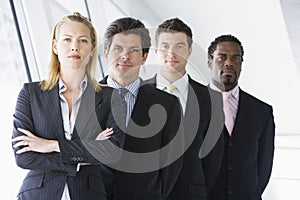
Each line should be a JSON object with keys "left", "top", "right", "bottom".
{"left": 0, "top": 1, "right": 28, "bottom": 199}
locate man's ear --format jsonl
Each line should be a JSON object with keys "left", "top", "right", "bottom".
{"left": 188, "top": 46, "right": 192, "bottom": 57}
{"left": 104, "top": 49, "right": 108, "bottom": 58}
{"left": 142, "top": 52, "right": 148, "bottom": 64}
{"left": 208, "top": 59, "right": 212, "bottom": 69}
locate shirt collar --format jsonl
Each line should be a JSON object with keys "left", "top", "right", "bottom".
{"left": 107, "top": 75, "right": 140, "bottom": 97}
{"left": 229, "top": 85, "right": 239, "bottom": 100}
{"left": 156, "top": 72, "right": 189, "bottom": 94}
{"left": 59, "top": 75, "right": 88, "bottom": 94}
{"left": 210, "top": 83, "right": 239, "bottom": 100}
{"left": 221, "top": 85, "right": 239, "bottom": 101}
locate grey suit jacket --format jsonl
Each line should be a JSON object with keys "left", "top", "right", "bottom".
{"left": 12, "top": 82, "right": 123, "bottom": 200}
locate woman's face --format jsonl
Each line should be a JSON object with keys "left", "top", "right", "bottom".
{"left": 53, "top": 21, "right": 93, "bottom": 71}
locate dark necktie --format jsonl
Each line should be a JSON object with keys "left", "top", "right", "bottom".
{"left": 118, "top": 88, "right": 128, "bottom": 127}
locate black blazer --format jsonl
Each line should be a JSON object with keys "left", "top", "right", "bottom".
{"left": 203, "top": 88, "right": 275, "bottom": 200}
{"left": 146, "top": 75, "right": 211, "bottom": 200}
{"left": 12, "top": 82, "right": 123, "bottom": 200}
{"left": 100, "top": 77, "right": 184, "bottom": 200}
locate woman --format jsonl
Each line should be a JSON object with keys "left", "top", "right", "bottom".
{"left": 11, "top": 12, "right": 123, "bottom": 200}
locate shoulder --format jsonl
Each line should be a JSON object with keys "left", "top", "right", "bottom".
{"left": 188, "top": 76, "right": 206, "bottom": 89}
{"left": 20, "top": 81, "right": 44, "bottom": 95}
{"left": 95, "top": 85, "right": 115, "bottom": 103}
{"left": 188, "top": 76, "right": 209, "bottom": 96}
{"left": 240, "top": 89, "right": 273, "bottom": 111}
{"left": 23, "top": 81, "right": 41, "bottom": 88}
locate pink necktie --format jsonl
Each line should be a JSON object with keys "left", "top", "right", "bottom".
{"left": 222, "top": 92, "right": 234, "bottom": 135}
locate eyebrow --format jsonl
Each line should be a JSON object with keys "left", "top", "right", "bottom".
{"left": 217, "top": 53, "right": 241, "bottom": 56}
{"left": 160, "top": 42, "right": 187, "bottom": 45}
{"left": 62, "top": 34, "right": 89, "bottom": 38}
{"left": 113, "top": 44, "right": 141, "bottom": 49}
{"left": 160, "top": 42, "right": 188, "bottom": 46}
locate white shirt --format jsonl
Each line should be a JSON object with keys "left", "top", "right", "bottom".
{"left": 107, "top": 76, "right": 140, "bottom": 125}
{"left": 156, "top": 72, "right": 189, "bottom": 114}
{"left": 59, "top": 76, "right": 87, "bottom": 200}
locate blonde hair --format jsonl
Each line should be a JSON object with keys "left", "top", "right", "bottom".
{"left": 40, "top": 12, "right": 101, "bottom": 91}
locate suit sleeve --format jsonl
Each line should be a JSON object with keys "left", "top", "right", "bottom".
{"left": 257, "top": 106, "right": 275, "bottom": 194}
{"left": 58, "top": 88, "right": 123, "bottom": 165}
{"left": 160, "top": 97, "right": 184, "bottom": 199}
{"left": 58, "top": 137, "right": 122, "bottom": 165}
{"left": 12, "top": 83, "right": 77, "bottom": 176}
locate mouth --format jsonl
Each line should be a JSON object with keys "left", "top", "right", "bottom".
{"left": 68, "top": 55, "right": 81, "bottom": 59}
{"left": 166, "top": 60, "right": 179, "bottom": 65}
{"left": 221, "top": 69, "right": 236, "bottom": 77}
{"left": 118, "top": 62, "right": 131, "bottom": 67}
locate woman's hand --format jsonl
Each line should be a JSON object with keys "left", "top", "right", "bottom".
{"left": 95, "top": 128, "right": 113, "bottom": 141}
{"left": 12, "top": 128, "right": 60, "bottom": 154}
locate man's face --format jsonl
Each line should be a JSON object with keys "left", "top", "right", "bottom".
{"left": 208, "top": 41, "right": 242, "bottom": 91}
{"left": 104, "top": 33, "right": 148, "bottom": 80}
{"left": 155, "top": 32, "right": 192, "bottom": 76}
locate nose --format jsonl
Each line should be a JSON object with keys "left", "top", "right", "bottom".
{"left": 167, "top": 46, "right": 177, "bottom": 57}
{"left": 224, "top": 58, "right": 234, "bottom": 67}
{"left": 71, "top": 42, "right": 79, "bottom": 52}
{"left": 72, "top": 47, "right": 78, "bottom": 52}
{"left": 121, "top": 52, "right": 130, "bottom": 60}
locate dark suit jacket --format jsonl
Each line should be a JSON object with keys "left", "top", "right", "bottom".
{"left": 203, "top": 87, "right": 275, "bottom": 200}
{"left": 12, "top": 82, "right": 123, "bottom": 200}
{"left": 100, "top": 77, "right": 184, "bottom": 200}
{"left": 146, "top": 75, "right": 211, "bottom": 200}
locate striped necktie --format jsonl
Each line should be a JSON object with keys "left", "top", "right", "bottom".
{"left": 118, "top": 88, "right": 128, "bottom": 127}
{"left": 222, "top": 92, "right": 234, "bottom": 135}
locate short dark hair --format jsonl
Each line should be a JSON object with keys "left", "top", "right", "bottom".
{"left": 155, "top": 18, "right": 193, "bottom": 48}
{"left": 208, "top": 34, "right": 244, "bottom": 61}
{"left": 103, "top": 17, "right": 151, "bottom": 55}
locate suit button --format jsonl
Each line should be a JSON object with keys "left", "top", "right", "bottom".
{"left": 228, "top": 142, "right": 232, "bottom": 147}
{"left": 228, "top": 190, "right": 232, "bottom": 195}
{"left": 228, "top": 166, "right": 232, "bottom": 170}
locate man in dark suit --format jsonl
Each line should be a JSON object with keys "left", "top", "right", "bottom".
{"left": 203, "top": 34, "right": 275, "bottom": 200}
{"left": 100, "top": 17, "right": 184, "bottom": 200}
{"left": 146, "top": 18, "right": 210, "bottom": 200}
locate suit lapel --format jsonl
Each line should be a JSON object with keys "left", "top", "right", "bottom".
{"left": 127, "top": 81, "right": 156, "bottom": 128}
{"left": 74, "top": 83, "right": 103, "bottom": 139}
{"left": 230, "top": 89, "right": 246, "bottom": 136}
{"left": 41, "top": 85, "right": 64, "bottom": 140}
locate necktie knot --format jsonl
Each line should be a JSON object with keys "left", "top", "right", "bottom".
{"left": 166, "top": 84, "right": 176, "bottom": 94}
{"left": 118, "top": 88, "right": 128, "bottom": 96}
{"left": 222, "top": 91, "right": 232, "bottom": 101}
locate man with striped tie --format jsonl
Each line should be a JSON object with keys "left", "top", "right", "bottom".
{"left": 100, "top": 17, "right": 184, "bottom": 200}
